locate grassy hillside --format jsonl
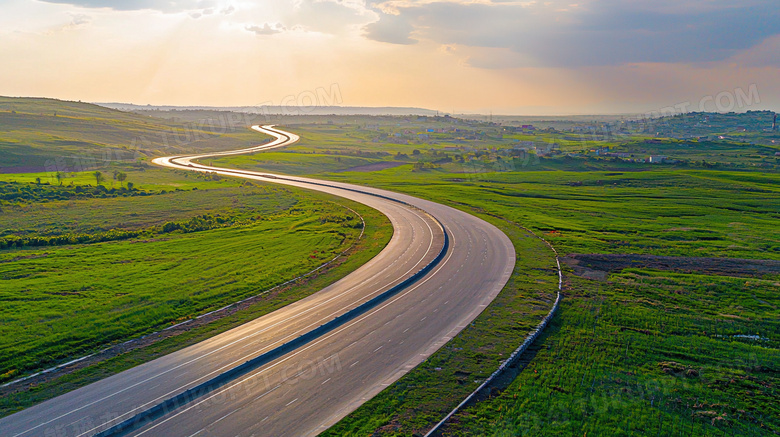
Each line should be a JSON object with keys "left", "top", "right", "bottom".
{"left": 0, "top": 97, "right": 263, "bottom": 171}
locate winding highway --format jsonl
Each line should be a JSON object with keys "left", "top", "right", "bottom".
{"left": 0, "top": 125, "right": 515, "bottom": 437}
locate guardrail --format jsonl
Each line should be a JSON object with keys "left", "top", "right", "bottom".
{"left": 94, "top": 178, "right": 449, "bottom": 437}
{"left": 423, "top": 227, "right": 562, "bottom": 437}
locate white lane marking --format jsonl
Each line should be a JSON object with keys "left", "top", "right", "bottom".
{"left": 349, "top": 361, "right": 360, "bottom": 368}
{"left": 212, "top": 410, "right": 236, "bottom": 425}
{"left": 253, "top": 385, "right": 280, "bottom": 401}
{"left": 285, "top": 398, "right": 299, "bottom": 407}
{"left": 373, "top": 346, "right": 383, "bottom": 353}
{"left": 320, "top": 378, "right": 331, "bottom": 385}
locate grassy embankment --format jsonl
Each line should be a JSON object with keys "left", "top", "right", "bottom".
{"left": 212, "top": 123, "right": 779, "bottom": 436}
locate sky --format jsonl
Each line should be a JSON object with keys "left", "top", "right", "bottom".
{"left": 1, "top": 0, "right": 779, "bottom": 115}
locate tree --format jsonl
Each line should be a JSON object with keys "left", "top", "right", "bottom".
{"left": 55, "top": 172, "right": 64, "bottom": 186}
{"left": 116, "top": 172, "right": 128, "bottom": 187}
{"left": 93, "top": 171, "right": 104, "bottom": 186}
{"left": 412, "top": 149, "right": 421, "bottom": 156}
{"left": 35, "top": 177, "right": 41, "bottom": 185}
{"left": 127, "top": 182, "right": 134, "bottom": 190}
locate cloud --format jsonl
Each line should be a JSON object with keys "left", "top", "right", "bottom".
{"left": 725, "top": 34, "right": 780, "bottom": 68}
{"left": 50, "top": 12, "right": 93, "bottom": 32}
{"left": 38, "top": 0, "right": 217, "bottom": 13}
{"left": 69, "top": 13, "right": 92, "bottom": 26}
{"left": 361, "top": 0, "right": 780, "bottom": 68}
{"left": 40, "top": 0, "right": 375, "bottom": 36}
{"left": 246, "top": 23, "right": 285, "bottom": 36}
{"left": 364, "top": 12, "right": 416, "bottom": 44}
{"left": 288, "top": 0, "right": 374, "bottom": 35}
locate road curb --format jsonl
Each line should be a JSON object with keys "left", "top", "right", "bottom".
{"left": 423, "top": 223, "right": 562, "bottom": 437}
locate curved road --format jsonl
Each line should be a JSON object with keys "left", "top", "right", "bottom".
{"left": 0, "top": 125, "right": 515, "bottom": 437}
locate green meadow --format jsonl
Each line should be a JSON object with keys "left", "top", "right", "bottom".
{"left": 213, "top": 120, "right": 779, "bottom": 436}
{"left": 0, "top": 182, "right": 375, "bottom": 381}
{"left": 443, "top": 269, "right": 778, "bottom": 437}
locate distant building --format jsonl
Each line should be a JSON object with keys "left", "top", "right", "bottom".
{"left": 648, "top": 155, "right": 668, "bottom": 163}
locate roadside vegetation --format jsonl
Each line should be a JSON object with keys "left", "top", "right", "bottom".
{"left": 443, "top": 268, "right": 778, "bottom": 436}
{"left": 0, "top": 180, "right": 376, "bottom": 382}
{"left": 209, "top": 115, "right": 778, "bottom": 436}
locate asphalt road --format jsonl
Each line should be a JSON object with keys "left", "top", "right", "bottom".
{"left": 0, "top": 125, "right": 515, "bottom": 437}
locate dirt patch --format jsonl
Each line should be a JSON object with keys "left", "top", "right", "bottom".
{"left": 337, "top": 161, "right": 407, "bottom": 172}
{"left": 563, "top": 253, "right": 780, "bottom": 279}
{"left": 0, "top": 253, "right": 49, "bottom": 264}
{"left": 658, "top": 361, "right": 699, "bottom": 377}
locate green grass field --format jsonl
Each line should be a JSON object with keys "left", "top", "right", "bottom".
{"left": 1, "top": 183, "right": 295, "bottom": 237}
{"left": 211, "top": 121, "right": 779, "bottom": 436}
{"left": 442, "top": 269, "right": 778, "bottom": 436}
{"left": 2, "top": 103, "right": 777, "bottom": 435}
{"left": 0, "top": 188, "right": 372, "bottom": 381}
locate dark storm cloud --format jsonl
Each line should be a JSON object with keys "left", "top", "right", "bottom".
{"left": 364, "top": 0, "right": 780, "bottom": 67}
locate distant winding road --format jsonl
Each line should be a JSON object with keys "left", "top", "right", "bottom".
{"left": 0, "top": 125, "right": 515, "bottom": 437}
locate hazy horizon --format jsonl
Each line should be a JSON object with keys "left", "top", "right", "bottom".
{"left": 1, "top": 1, "right": 779, "bottom": 115}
